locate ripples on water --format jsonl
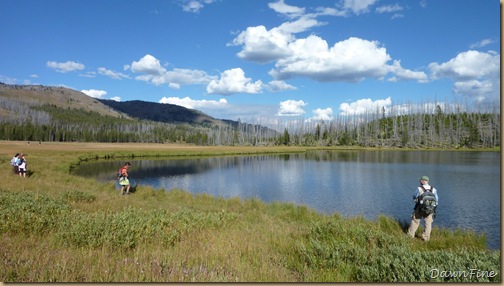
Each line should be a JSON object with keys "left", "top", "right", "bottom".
{"left": 75, "top": 151, "right": 500, "bottom": 249}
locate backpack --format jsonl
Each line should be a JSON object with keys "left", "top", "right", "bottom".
{"left": 418, "top": 186, "right": 437, "bottom": 215}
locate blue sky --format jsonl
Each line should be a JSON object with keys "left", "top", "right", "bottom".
{"left": 0, "top": 0, "right": 500, "bottom": 125}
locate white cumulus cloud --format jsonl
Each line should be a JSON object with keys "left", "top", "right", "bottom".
{"left": 277, "top": 99, "right": 307, "bottom": 116}
{"left": 428, "top": 50, "right": 500, "bottom": 102}
{"left": 206, "top": 68, "right": 263, "bottom": 95}
{"left": 81, "top": 89, "right": 107, "bottom": 99}
{"left": 311, "top": 107, "right": 333, "bottom": 121}
{"left": 267, "top": 80, "right": 297, "bottom": 92}
{"left": 230, "top": 2, "right": 423, "bottom": 84}
{"left": 47, "top": 61, "right": 85, "bottom": 73}
{"left": 453, "top": 80, "right": 496, "bottom": 102}
{"left": 131, "top": 54, "right": 165, "bottom": 75}
{"left": 268, "top": 0, "right": 305, "bottom": 18}
{"left": 271, "top": 36, "right": 392, "bottom": 82}
{"left": 228, "top": 25, "right": 293, "bottom": 63}
{"left": 130, "top": 54, "right": 215, "bottom": 87}
{"left": 388, "top": 60, "right": 428, "bottom": 82}
{"left": 159, "top": 96, "right": 228, "bottom": 109}
{"left": 339, "top": 97, "right": 392, "bottom": 116}
{"left": 429, "top": 50, "right": 499, "bottom": 81}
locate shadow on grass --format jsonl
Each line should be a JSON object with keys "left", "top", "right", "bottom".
{"left": 396, "top": 217, "right": 411, "bottom": 233}
{"left": 119, "top": 184, "right": 138, "bottom": 194}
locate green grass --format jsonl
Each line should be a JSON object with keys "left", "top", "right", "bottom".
{"left": 0, "top": 142, "right": 500, "bottom": 282}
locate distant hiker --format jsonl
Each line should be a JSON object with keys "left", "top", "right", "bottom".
{"left": 118, "top": 162, "right": 132, "bottom": 195}
{"left": 18, "top": 154, "right": 27, "bottom": 178}
{"left": 10, "top": 153, "right": 20, "bottom": 174}
{"left": 407, "top": 176, "right": 439, "bottom": 241}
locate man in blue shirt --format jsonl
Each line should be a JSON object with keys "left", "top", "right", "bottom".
{"left": 407, "top": 176, "right": 439, "bottom": 241}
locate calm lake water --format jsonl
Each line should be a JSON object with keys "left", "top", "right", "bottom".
{"left": 74, "top": 150, "right": 501, "bottom": 250}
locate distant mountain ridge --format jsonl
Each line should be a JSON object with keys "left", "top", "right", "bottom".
{"left": 98, "top": 99, "right": 225, "bottom": 127}
{"left": 0, "top": 82, "right": 234, "bottom": 128}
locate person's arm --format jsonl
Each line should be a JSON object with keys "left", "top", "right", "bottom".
{"left": 413, "top": 187, "right": 420, "bottom": 202}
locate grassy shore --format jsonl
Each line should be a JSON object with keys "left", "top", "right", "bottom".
{"left": 0, "top": 141, "right": 500, "bottom": 282}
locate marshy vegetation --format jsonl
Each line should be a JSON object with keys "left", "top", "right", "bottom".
{"left": 0, "top": 142, "right": 500, "bottom": 282}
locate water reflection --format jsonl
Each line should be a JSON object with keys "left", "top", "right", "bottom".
{"left": 74, "top": 150, "right": 500, "bottom": 249}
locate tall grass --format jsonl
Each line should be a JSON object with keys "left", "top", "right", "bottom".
{"left": 0, "top": 142, "right": 500, "bottom": 282}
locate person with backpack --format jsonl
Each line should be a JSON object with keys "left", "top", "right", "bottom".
{"left": 10, "top": 153, "right": 20, "bottom": 174}
{"left": 118, "top": 162, "right": 132, "bottom": 195}
{"left": 407, "top": 176, "right": 439, "bottom": 241}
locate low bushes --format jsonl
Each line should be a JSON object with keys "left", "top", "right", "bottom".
{"left": 0, "top": 191, "right": 236, "bottom": 250}
{"left": 293, "top": 215, "right": 500, "bottom": 282}
{"left": 0, "top": 191, "right": 70, "bottom": 235}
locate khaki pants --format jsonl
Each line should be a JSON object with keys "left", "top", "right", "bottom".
{"left": 407, "top": 207, "right": 434, "bottom": 241}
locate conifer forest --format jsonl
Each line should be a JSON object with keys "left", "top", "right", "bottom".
{"left": 0, "top": 84, "right": 500, "bottom": 149}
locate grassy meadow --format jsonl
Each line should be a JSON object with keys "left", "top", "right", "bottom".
{"left": 0, "top": 141, "right": 500, "bottom": 282}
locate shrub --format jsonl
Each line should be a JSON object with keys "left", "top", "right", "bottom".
{"left": 56, "top": 207, "right": 237, "bottom": 250}
{"left": 355, "top": 247, "right": 500, "bottom": 282}
{"left": 62, "top": 190, "right": 96, "bottom": 203}
{"left": 0, "top": 190, "right": 236, "bottom": 251}
{"left": 293, "top": 217, "right": 501, "bottom": 282}
{"left": 0, "top": 191, "right": 70, "bottom": 235}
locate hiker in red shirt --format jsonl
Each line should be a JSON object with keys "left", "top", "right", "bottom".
{"left": 118, "top": 162, "right": 131, "bottom": 195}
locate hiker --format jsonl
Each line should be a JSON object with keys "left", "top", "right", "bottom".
{"left": 18, "top": 154, "right": 27, "bottom": 177}
{"left": 407, "top": 176, "right": 439, "bottom": 241}
{"left": 10, "top": 153, "right": 20, "bottom": 174}
{"left": 118, "top": 162, "right": 132, "bottom": 195}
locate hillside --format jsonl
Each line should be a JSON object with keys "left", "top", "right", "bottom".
{"left": 0, "top": 83, "right": 230, "bottom": 128}
{"left": 0, "top": 82, "right": 277, "bottom": 145}
{"left": 98, "top": 99, "right": 225, "bottom": 127}
{"left": 0, "top": 83, "right": 128, "bottom": 118}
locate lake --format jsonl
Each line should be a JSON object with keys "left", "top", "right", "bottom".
{"left": 74, "top": 150, "right": 501, "bottom": 250}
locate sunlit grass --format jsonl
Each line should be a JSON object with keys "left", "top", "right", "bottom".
{"left": 0, "top": 141, "right": 500, "bottom": 282}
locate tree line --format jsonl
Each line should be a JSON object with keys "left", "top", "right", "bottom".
{"left": 0, "top": 97, "right": 500, "bottom": 149}
{"left": 276, "top": 111, "right": 500, "bottom": 149}
{"left": 272, "top": 103, "right": 500, "bottom": 149}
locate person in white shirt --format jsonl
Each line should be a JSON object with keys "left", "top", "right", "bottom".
{"left": 18, "top": 154, "right": 27, "bottom": 178}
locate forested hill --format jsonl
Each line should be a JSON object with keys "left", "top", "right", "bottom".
{"left": 97, "top": 99, "right": 223, "bottom": 127}
{"left": 0, "top": 82, "right": 230, "bottom": 128}
{"left": 0, "top": 82, "right": 500, "bottom": 148}
{"left": 0, "top": 82, "right": 275, "bottom": 145}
